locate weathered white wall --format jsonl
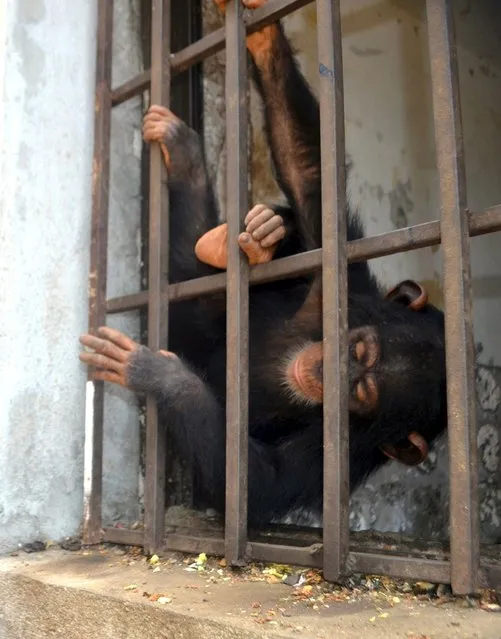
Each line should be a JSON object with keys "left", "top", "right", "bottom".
{"left": 0, "top": 0, "right": 96, "bottom": 552}
{"left": 0, "top": 0, "right": 144, "bottom": 552}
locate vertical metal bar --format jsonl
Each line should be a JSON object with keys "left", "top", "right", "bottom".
{"left": 426, "top": 0, "right": 479, "bottom": 594}
{"left": 224, "top": 0, "right": 249, "bottom": 565}
{"left": 144, "top": 0, "right": 171, "bottom": 555}
{"left": 82, "top": 0, "right": 114, "bottom": 546}
{"left": 316, "top": 0, "right": 350, "bottom": 581}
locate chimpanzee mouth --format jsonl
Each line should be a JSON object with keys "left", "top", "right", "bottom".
{"left": 284, "top": 342, "right": 323, "bottom": 405}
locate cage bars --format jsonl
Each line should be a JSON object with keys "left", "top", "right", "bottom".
{"left": 82, "top": 0, "right": 113, "bottom": 546}
{"left": 104, "top": 204, "right": 501, "bottom": 315}
{"left": 85, "top": 0, "right": 501, "bottom": 593}
{"left": 143, "top": 0, "right": 172, "bottom": 556}
{"left": 224, "top": 0, "right": 250, "bottom": 566}
{"left": 426, "top": 0, "right": 479, "bottom": 595}
{"left": 316, "top": 0, "right": 350, "bottom": 582}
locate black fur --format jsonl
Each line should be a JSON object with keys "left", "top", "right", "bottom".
{"left": 128, "top": 22, "right": 447, "bottom": 525}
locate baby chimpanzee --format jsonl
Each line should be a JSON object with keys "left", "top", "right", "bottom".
{"left": 80, "top": 0, "right": 446, "bottom": 525}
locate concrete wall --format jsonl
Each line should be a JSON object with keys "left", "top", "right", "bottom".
{"left": 201, "top": 0, "right": 501, "bottom": 540}
{"left": 0, "top": 0, "right": 96, "bottom": 552}
{"left": 0, "top": 0, "right": 144, "bottom": 552}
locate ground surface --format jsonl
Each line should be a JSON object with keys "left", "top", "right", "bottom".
{"left": 0, "top": 546, "right": 500, "bottom": 638}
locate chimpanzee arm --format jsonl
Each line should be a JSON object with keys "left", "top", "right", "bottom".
{"left": 247, "top": 22, "right": 323, "bottom": 251}
{"left": 128, "top": 347, "right": 322, "bottom": 522}
{"left": 125, "top": 347, "right": 226, "bottom": 511}
{"left": 247, "top": 20, "right": 377, "bottom": 294}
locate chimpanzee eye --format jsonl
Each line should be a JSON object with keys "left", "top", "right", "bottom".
{"left": 355, "top": 379, "right": 367, "bottom": 404}
{"left": 355, "top": 340, "right": 365, "bottom": 361}
{"left": 352, "top": 375, "right": 379, "bottom": 413}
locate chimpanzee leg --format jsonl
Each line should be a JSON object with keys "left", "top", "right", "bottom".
{"left": 144, "top": 106, "right": 228, "bottom": 360}
{"left": 213, "top": 1, "right": 375, "bottom": 292}
{"left": 143, "top": 105, "right": 220, "bottom": 283}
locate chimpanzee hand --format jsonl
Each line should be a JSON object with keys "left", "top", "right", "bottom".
{"left": 194, "top": 204, "right": 286, "bottom": 270}
{"left": 143, "top": 105, "right": 203, "bottom": 184}
{"left": 79, "top": 327, "right": 179, "bottom": 393}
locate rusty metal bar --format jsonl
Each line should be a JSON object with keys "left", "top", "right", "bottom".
{"left": 316, "top": 0, "right": 349, "bottom": 582}
{"left": 82, "top": 0, "right": 114, "bottom": 546}
{"left": 426, "top": 0, "right": 479, "bottom": 594}
{"left": 102, "top": 527, "right": 143, "bottom": 546}
{"left": 224, "top": 0, "right": 250, "bottom": 567}
{"left": 164, "top": 532, "right": 501, "bottom": 589}
{"left": 106, "top": 206, "right": 501, "bottom": 315}
{"left": 111, "top": 0, "right": 314, "bottom": 106}
{"left": 349, "top": 553, "right": 450, "bottom": 584}
{"left": 143, "top": 0, "right": 171, "bottom": 555}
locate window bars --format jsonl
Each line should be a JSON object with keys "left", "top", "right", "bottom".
{"left": 83, "top": 0, "right": 501, "bottom": 594}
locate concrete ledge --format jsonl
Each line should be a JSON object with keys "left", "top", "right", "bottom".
{"left": 0, "top": 549, "right": 500, "bottom": 639}
{"left": 0, "top": 572, "right": 267, "bottom": 639}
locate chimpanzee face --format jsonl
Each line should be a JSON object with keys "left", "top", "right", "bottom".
{"left": 283, "top": 280, "right": 447, "bottom": 465}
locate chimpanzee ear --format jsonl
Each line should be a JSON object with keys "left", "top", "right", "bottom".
{"left": 379, "top": 431, "right": 429, "bottom": 466}
{"left": 385, "top": 279, "right": 428, "bottom": 311}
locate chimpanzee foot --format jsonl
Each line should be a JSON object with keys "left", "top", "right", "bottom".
{"left": 143, "top": 105, "right": 202, "bottom": 181}
{"left": 194, "top": 204, "right": 286, "bottom": 269}
{"left": 79, "top": 327, "right": 177, "bottom": 389}
{"left": 213, "top": 0, "right": 277, "bottom": 64}
{"left": 214, "top": 0, "right": 267, "bottom": 12}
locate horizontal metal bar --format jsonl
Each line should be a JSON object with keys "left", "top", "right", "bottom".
{"left": 106, "top": 205, "right": 501, "bottom": 314}
{"left": 164, "top": 533, "right": 501, "bottom": 588}
{"left": 349, "top": 552, "right": 450, "bottom": 584}
{"left": 102, "top": 527, "right": 144, "bottom": 546}
{"left": 111, "top": 0, "right": 315, "bottom": 106}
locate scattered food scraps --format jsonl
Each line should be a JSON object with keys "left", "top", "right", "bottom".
{"left": 149, "top": 554, "right": 160, "bottom": 566}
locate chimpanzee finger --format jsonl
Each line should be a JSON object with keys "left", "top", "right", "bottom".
{"left": 143, "top": 112, "right": 165, "bottom": 125}
{"left": 260, "top": 224, "right": 286, "bottom": 248}
{"left": 147, "top": 105, "right": 171, "bottom": 117}
{"left": 79, "top": 333, "right": 128, "bottom": 363}
{"left": 143, "top": 122, "right": 163, "bottom": 139}
{"left": 97, "top": 326, "right": 138, "bottom": 352}
{"left": 251, "top": 215, "right": 284, "bottom": 242}
{"left": 244, "top": 203, "right": 271, "bottom": 226}
{"left": 238, "top": 232, "right": 273, "bottom": 265}
{"left": 79, "top": 350, "right": 124, "bottom": 374}
{"left": 158, "top": 349, "right": 179, "bottom": 360}
{"left": 245, "top": 208, "right": 275, "bottom": 235}
{"left": 93, "top": 370, "right": 126, "bottom": 387}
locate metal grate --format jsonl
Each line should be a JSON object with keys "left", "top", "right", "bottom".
{"left": 83, "top": 0, "right": 501, "bottom": 593}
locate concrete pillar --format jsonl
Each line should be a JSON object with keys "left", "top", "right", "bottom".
{"left": 0, "top": 0, "right": 143, "bottom": 552}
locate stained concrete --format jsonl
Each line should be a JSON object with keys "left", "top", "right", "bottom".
{"left": 1, "top": 549, "right": 500, "bottom": 639}
{"left": 0, "top": 0, "right": 97, "bottom": 553}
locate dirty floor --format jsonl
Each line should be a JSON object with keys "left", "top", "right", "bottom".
{"left": 0, "top": 546, "right": 500, "bottom": 639}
